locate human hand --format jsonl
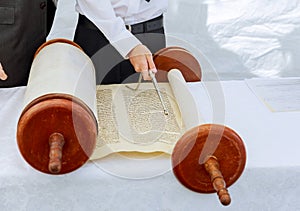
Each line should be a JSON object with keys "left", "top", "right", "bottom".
{"left": 128, "top": 44, "right": 157, "bottom": 80}
{"left": 0, "top": 63, "right": 8, "bottom": 80}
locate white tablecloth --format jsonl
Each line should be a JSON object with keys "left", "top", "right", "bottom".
{"left": 1, "top": 80, "right": 299, "bottom": 211}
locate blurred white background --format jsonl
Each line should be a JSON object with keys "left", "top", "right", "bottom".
{"left": 165, "top": 0, "right": 300, "bottom": 80}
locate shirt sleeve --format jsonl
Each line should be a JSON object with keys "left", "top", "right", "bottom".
{"left": 76, "top": 0, "right": 141, "bottom": 58}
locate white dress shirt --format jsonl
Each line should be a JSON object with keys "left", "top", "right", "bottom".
{"left": 75, "top": 0, "right": 168, "bottom": 58}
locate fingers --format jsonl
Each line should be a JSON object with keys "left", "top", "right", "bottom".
{"left": 131, "top": 56, "right": 151, "bottom": 80}
{"left": 128, "top": 45, "right": 157, "bottom": 80}
{"left": 141, "top": 70, "right": 151, "bottom": 80}
{"left": 146, "top": 54, "right": 157, "bottom": 74}
{"left": 0, "top": 63, "right": 8, "bottom": 80}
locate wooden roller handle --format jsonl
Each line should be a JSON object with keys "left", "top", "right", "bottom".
{"left": 48, "top": 133, "right": 65, "bottom": 174}
{"left": 204, "top": 156, "right": 231, "bottom": 206}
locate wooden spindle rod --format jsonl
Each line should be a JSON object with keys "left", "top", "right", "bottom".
{"left": 204, "top": 156, "right": 231, "bottom": 206}
{"left": 48, "top": 133, "right": 65, "bottom": 174}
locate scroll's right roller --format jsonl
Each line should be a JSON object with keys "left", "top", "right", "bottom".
{"left": 154, "top": 47, "right": 246, "bottom": 206}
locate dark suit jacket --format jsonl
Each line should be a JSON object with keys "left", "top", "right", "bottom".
{"left": 0, "top": 0, "right": 55, "bottom": 87}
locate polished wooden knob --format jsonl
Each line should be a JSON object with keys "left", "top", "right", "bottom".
{"left": 204, "top": 156, "right": 231, "bottom": 205}
{"left": 48, "top": 133, "right": 65, "bottom": 174}
{"left": 172, "top": 124, "right": 246, "bottom": 206}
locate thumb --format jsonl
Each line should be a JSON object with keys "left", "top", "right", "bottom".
{"left": 0, "top": 63, "right": 8, "bottom": 80}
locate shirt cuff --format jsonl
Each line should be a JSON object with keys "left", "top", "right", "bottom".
{"left": 111, "top": 34, "right": 142, "bottom": 59}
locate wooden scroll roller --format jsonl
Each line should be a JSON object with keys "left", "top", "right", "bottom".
{"left": 154, "top": 47, "right": 246, "bottom": 205}
{"left": 172, "top": 124, "right": 246, "bottom": 206}
{"left": 17, "top": 39, "right": 98, "bottom": 174}
{"left": 153, "top": 46, "right": 202, "bottom": 82}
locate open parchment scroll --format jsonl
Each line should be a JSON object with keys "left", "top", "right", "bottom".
{"left": 91, "top": 69, "right": 202, "bottom": 160}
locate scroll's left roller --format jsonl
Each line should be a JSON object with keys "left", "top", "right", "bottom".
{"left": 17, "top": 39, "right": 98, "bottom": 174}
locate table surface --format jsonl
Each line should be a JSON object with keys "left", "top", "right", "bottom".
{"left": 1, "top": 80, "right": 299, "bottom": 211}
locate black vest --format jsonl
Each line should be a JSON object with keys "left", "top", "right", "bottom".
{"left": 0, "top": 0, "right": 55, "bottom": 87}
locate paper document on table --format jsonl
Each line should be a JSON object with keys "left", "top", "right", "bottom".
{"left": 245, "top": 78, "right": 300, "bottom": 112}
{"left": 91, "top": 69, "right": 202, "bottom": 160}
